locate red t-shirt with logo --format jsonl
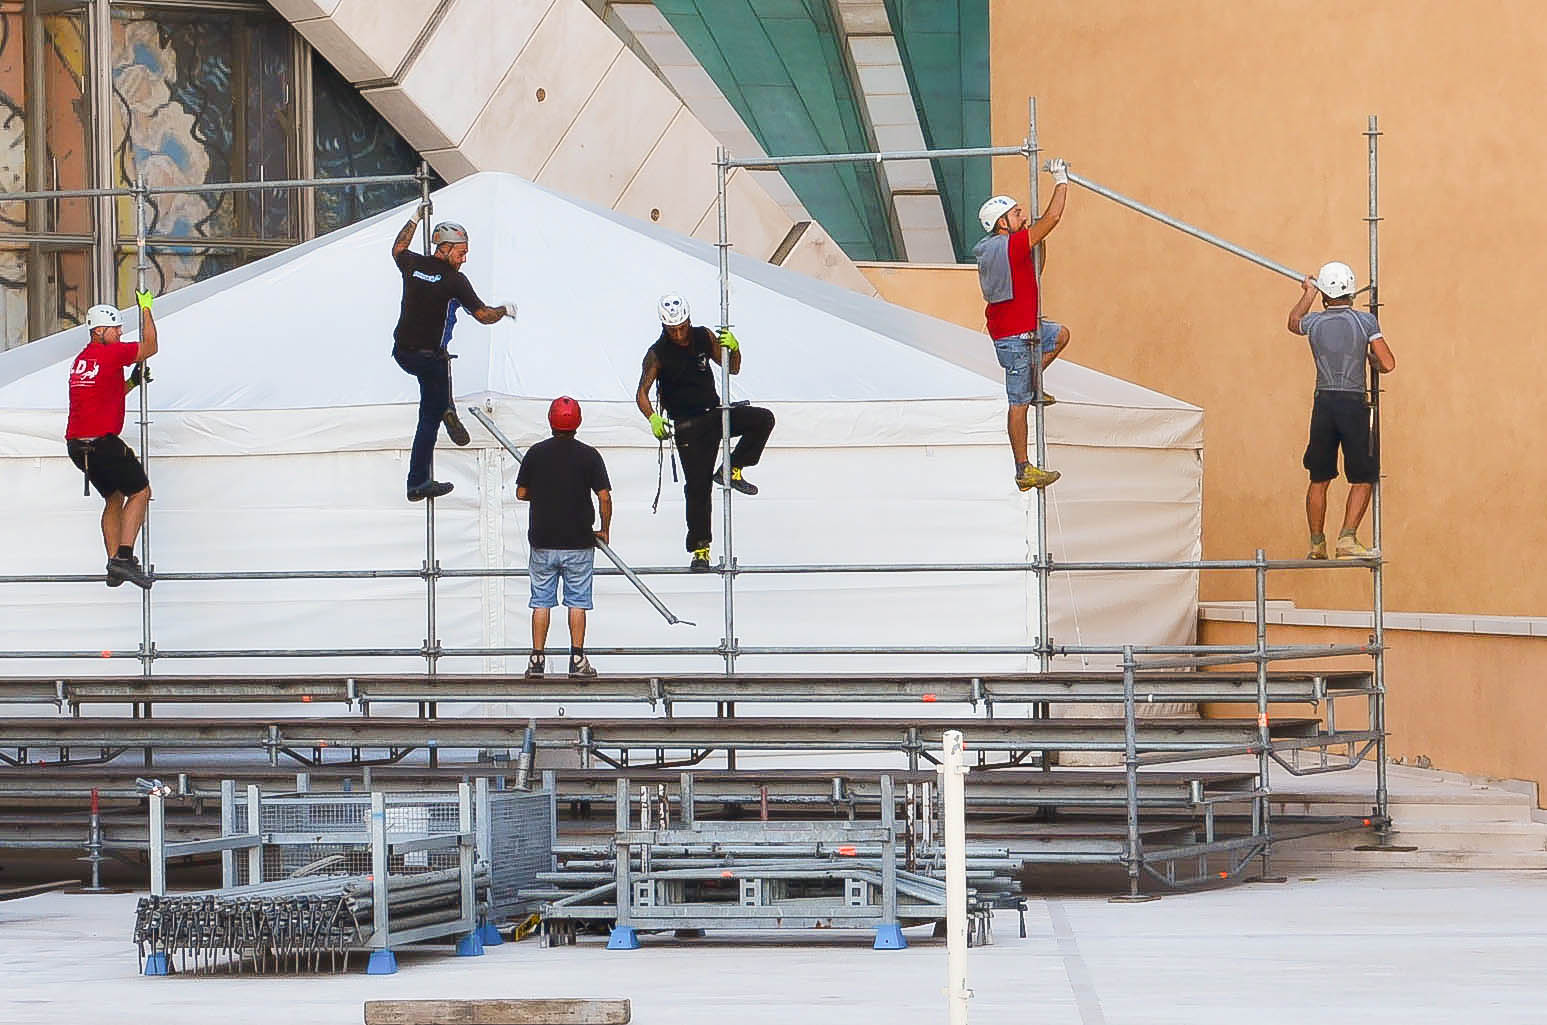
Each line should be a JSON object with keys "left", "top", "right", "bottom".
{"left": 984, "top": 228, "right": 1040, "bottom": 340}
{"left": 65, "top": 341, "right": 139, "bottom": 440}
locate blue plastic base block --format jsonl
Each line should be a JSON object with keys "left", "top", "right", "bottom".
{"left": 606, "top": 925, "right": 640, "bottom": 950}
{"left": 366, "top": 949, "right": 399, "bottom": 975}
{"left": 873, "top": 923, "right": 908, "bottom": 950}
{"left": 478, "top": 922, "right": 504, "bottom": 946}
{"left": 455, "top": 932, "right": 485, "bottom": 957}
{"left": 143, "top": 952, "right": 171, "bottom": 976}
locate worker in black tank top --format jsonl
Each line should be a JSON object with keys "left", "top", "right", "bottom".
{"left": 635, "top": 292, "right": 775, "bottom": 572}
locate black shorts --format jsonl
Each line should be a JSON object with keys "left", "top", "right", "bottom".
{"left": 66, "top": 434, "right": 149, "bottom": 499}
{"left": 1303, "top": 391, "right": 1376, "bottom": 484}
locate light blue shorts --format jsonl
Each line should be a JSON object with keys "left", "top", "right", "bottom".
{"left": 992, "top": 319, "right": 1064, "bottom": 406}
{"left": 528, "top": 547, "right": 595, "bottom": 610}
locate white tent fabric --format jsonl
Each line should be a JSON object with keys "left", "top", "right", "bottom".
{"left": 0, "top": 172, "right": 1203, "bottom": 715}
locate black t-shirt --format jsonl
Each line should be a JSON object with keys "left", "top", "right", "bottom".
{"left": 516, "top": 435, "right": 612, "bottom": 550}
{"left": 651, "top": 327, "right": 720, "bottom": 420}
{"left": 392, "top": 250, "right": 486, "bottom": 354}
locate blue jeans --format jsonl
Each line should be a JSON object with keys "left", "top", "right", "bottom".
{"left": 992, "top": 319, "right": 1063, "bottom": 406}
{"left": 394, "top": 348, "right": 450, "bottom": 489}
{"left": 529, "top": 548, "right": 596, "bottom": 610}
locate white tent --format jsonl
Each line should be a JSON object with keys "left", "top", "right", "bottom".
{"left": 0, "top": 171, "right": 1203, "bottom": 694}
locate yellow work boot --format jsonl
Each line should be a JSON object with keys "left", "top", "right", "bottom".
{"left": 689, "top": 546, "right": 713, "bottom": 572}
{"left": 1335, "top": 533, "right": 1379, "bottom": 560}
{"left": 1036, "top": 389, "right": 1057, "bottom": 406}
{"left": 1015, "top": 464, "right": 1061, "bottom": 491}
{"left": 1307, "top": 536, "right": 1328, "bottom": 560}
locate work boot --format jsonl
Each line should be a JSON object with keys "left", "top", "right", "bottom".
{"left": 443, "top": 407, "right": 470, "bottom": 446}
{"left": 689, "top": 546, "right": 713, "bottom": 572}
{"left": 713, "top": 465, "right": 759, "bottom": 496}
{"left": 407, "top": 480, "right": 454, "bottom": 502}
{"left": 106, "top": 554, "right": 152, "bottom": 590}
{"left": 1307, "top": 537, "right": 1328, "bottom": 560}
{"left": 1035, "top": 389, "right": 1057, "bottom": 406}
{"left": 1015, "top": 463, "right": 1061, "bottom": 492}
{"left": 569, "top": 654, "right": 597, "bottom": 678}
{"left": 524, "top": 653, "right": 545, "bottom": 679}
{"left": 1335, "top": 534, "right": 1379, "bottom": 560}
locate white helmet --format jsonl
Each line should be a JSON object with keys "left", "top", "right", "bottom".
{"left": 657, "top": 292, "right": 690, "bottom": 327}
{"left": 430, "top": 221, "right": 468, "bottom": 247}
{"left": 1315, "top": 261, "right": 1357, "bottom": 299}
{"left": 978, "top": 195, "right": 1017, "bottom": 234}
{"left": 85, "top": 305, "right": 123, "bottom": 330}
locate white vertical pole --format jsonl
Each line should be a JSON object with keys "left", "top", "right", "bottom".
{"left": 134, "top": 175, "right": 152, "bottom": 678}
{"left": 941, "top": 730, "right": 970, "bottom": 1025}
{"left": 245, "top": 784, "right": 262, "bottom": 885}
{"left": 1028, "top": 98, "right": 1049, "bottom": 675}
{"left": 149, "top": 792, "right": 166, "bottom": 896}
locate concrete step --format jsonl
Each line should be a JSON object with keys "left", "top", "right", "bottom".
{"left": 1275, "top": 847, "right": 1547, "bottom": 871}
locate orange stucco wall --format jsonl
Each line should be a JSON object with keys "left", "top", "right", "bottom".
{"left": 869, "top": 1, "right": 1547, "bottom": 617}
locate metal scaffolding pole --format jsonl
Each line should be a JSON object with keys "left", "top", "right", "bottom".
{"left": 1366, "top": 114, "right": 1390, "bottom": 826}
{"left": 133, "top": 175, "right": 152, "bottom": 679}
{"left": 0, "top": 172, "right": 423, "bottom": 204}
{"left": 715, "top": 147, "right": 736, "bottom": 676}
{"left": 1028, "top": 98, "right": 1050, "bottom": 676}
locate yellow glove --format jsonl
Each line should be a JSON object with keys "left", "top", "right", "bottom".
{"left": 136, "top": 290, "right": 154, "bottom": 311}
{"left": 718, "top": 328, "right": 739, "bottom": 353}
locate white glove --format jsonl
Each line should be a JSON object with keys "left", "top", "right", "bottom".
{"left": 1048, "top": 157, "right": 1071, "bottom": 185}
{"left": 498, "top": 301, "right": 518, "bottom": 321}
{"left": 414, "top": 201, "right": 432, "bottom": 223}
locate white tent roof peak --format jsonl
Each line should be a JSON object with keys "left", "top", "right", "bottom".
{"left": 0, "top": 172, "right": 1196, "bottom": 420}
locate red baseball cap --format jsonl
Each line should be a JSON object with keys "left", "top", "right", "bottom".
{"left": 548, "top": 396, "right": 581, "bottom": 432}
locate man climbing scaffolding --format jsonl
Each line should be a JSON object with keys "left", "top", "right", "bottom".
{"left": 974, "top": 157, "right": 1073, "bottom": 492}
{"left": 390, "top": 203, "right": 517, "bottom": 502}
{"left": 635, "top": 293, "right": 775, "bottom": 572}
{"left": 1287, "top": 262, "right": 1395, "bottom": 559}
{"left": 64, "top": 292, "right": 158, "bottom": 589}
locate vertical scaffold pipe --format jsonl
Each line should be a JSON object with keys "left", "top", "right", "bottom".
{"left": 715, "top": 147, "right": 736, "bottom": 676}
{"left": 418, "top": 161, "right": 432, "bottom": 255}
{"left": 940, "top": 729, "right": 969, "bottom": 1025}
{"left": 1121, "top": 646, "right": 1141, "bottom": 899}
{"left": 1254, "top": 549, "right": 1273, "bottom": 876}
{"left": 1028, "top": 98, "right": 1050, "bottom": 676}
{"left": 134, "top": 175, "right": 152, "bottom": 678}
{"left": 419, "top": 159, "right": 439, "bottom": 690}
{"left": 1366, "top": 114, "right": 1388, "bottom": 826}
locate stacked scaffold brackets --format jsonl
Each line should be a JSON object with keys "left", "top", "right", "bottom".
{"left": 138, "top": 781, "right": 516, "bottom": 975}
{"left": 528, "top": 775, "right": 1018, "bottom": 950}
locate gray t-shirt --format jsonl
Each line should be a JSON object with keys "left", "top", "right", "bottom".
{"left": 1295, "top": 306, "right": 1383, "bottom": 393}
{"left": 973, "top": 234, "right": 1014, "bottom": 303}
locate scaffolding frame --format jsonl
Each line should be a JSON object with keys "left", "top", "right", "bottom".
{"left": 0, "top": 107, "right": 1393, "bottom": 889}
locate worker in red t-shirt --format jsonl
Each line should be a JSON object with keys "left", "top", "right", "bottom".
{"left": 64, "top": 291, "right": 158, "bottom": 589}
{"left": 973, "top": 157, "right": 1072, "bottom": 492}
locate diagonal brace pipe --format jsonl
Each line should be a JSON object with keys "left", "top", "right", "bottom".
{"left": 467, "top": 406, "right": 695, "bottom": 627}
{"left": 1062, "top": 168, "right": 1310, "bottom": 284}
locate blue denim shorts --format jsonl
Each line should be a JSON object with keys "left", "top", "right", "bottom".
{"left": 529, "top": 547, "right": 595, "bottom": 610}
{"left": 992, "top": 319, "right": 1063, "bottom": 406}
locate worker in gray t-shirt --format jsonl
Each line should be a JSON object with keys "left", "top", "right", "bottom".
{"left": 1287, "top": 261, "right": 1397, "bottom": 560}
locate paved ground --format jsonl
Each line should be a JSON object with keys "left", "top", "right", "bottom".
{"left": 4, "top": 869, "right": 1547, "bottom": 1024}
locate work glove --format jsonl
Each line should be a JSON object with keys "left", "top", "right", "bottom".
{"left": 1047, "top": 157, "right": 1071, "bottom": 186}
{"left": 135, "top": 289, "right": 154, "bottom": 312}
{"left": 648, "top": 413, "right": 669, "bottom": 440}
{"left": 718, "top": 327, "right": 740, "bottom": 353}
{"left": 498, "top": 301, "right": 518, "bottom": 321}
{"left": 414, "top": 201, "right": 432, "bottom": 223}
{"left": 128, "top": 363, "right": 152, "bottom": 388}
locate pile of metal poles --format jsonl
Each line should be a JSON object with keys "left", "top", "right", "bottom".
{"left": 132, "top": 867, "right": 490, "bottom": 975}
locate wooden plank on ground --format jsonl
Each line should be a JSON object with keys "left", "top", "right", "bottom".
{"left": 363, "top": 999, "right": 630, "bottom": 1025}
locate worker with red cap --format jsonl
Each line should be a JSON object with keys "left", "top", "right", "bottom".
{"left": 515, "top": 397, "right": 612, "bottom": 678}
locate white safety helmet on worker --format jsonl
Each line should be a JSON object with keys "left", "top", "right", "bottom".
{"left": 430, "top": 221, "right": 468, "bottom": 247}
{"left": 978, "top": 195, "right": 1017, "bottom": 234}
{"left": 658, "top": 293, "right": 691, "bottom": 327}
{"left": 1315, "top": 261, "right": 1357, "bottom": 299}
{"left": 85, "top": 304, "right": 123, "bottom": 330}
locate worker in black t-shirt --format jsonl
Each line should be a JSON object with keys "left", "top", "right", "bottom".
{"left": 516, "top": 397, "right": 613, "bottom": 678}
{"left": 390, "top": 205, "right": 517, "bottom": 501}
{"left": 635, "top": 293, "right": 775, "bottom": 572}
